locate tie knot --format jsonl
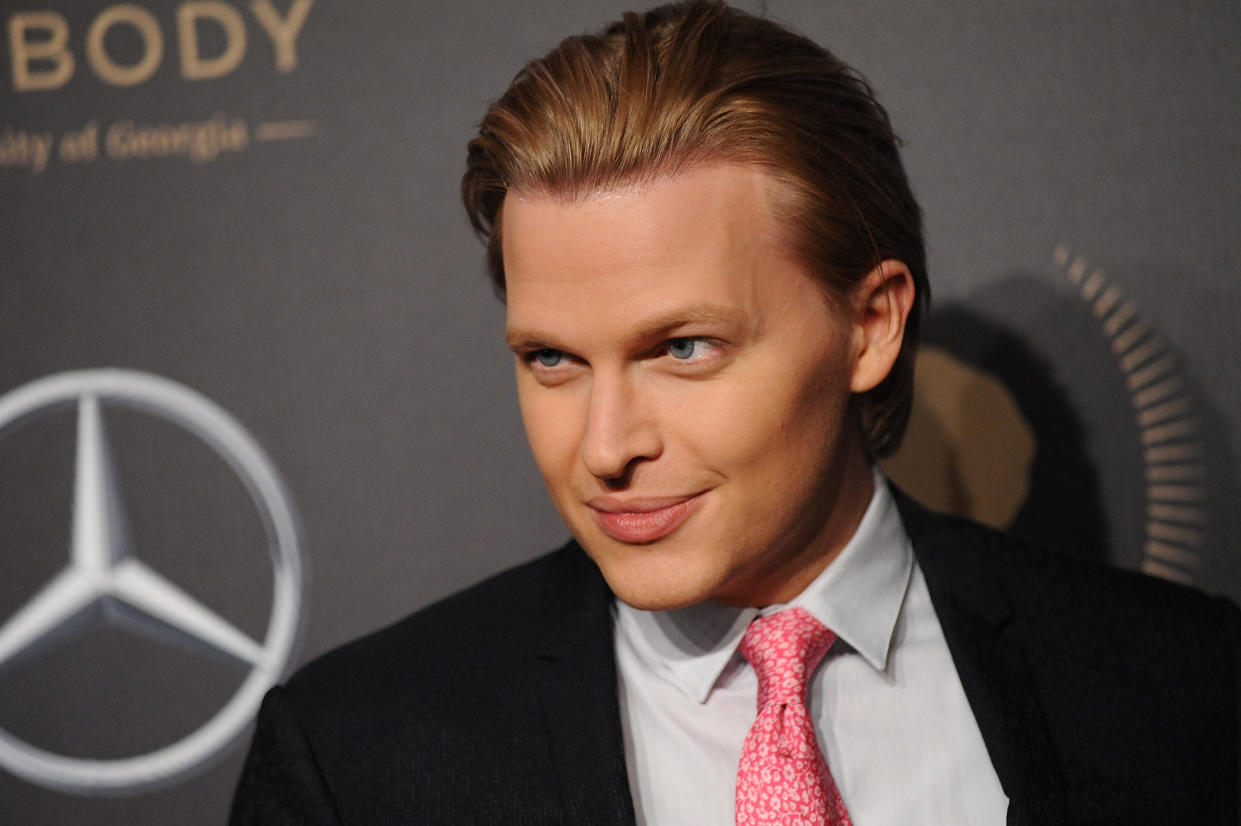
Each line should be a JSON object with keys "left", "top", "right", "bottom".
{"left": 740, "top": 608, "right": 837, "bottom": 707}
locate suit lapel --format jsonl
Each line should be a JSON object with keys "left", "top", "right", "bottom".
{"left": 533, "top": 543, "right": 637, "bottom": 826}
{"left": 896, "top": 492, "right": 1068, "bottom": 826}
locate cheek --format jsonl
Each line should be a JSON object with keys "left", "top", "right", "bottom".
{"left": 517, "top": 382, "right": 585, "bottom": 481}
{"left": 685, "top": 356, "right": 851, "bottom": 473}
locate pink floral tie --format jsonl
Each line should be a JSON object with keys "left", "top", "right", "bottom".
{"left": 735, "top": 608, "right": 852, "bottom": 826}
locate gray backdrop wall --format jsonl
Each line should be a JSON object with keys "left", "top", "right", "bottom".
{"left": 2, "top": 1, "right": 1238, "bottom": 822}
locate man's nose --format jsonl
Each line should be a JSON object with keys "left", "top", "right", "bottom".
{"left": 580, "top": 373, "right": 662, "bottom": 483}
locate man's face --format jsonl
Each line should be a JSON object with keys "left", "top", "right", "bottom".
{"left": 503, "top": 164, "right": 873, "bottom": 610}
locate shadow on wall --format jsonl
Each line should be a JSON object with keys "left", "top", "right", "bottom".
{"left": 1188, "top": 387, "right": 1241, "bottom": 596}
{"left": 883, "top": 271, "right": 1241, "bottom": 599}
{"left": 882, "top": 286, "right": 1110, "bottom": 568}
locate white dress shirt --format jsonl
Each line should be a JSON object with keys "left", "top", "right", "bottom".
{"left": 614, "top": 472, "right": 1008, "bottom": 825}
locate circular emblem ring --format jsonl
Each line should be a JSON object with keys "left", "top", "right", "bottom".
{"left": 0, "top": 369, "right": 305, "bottom": 794}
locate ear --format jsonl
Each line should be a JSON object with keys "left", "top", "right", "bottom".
{"left": 850, "top": 259, "right": 916, "bottom": 394}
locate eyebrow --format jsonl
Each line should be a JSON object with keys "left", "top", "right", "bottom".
{"left": 505, "top": 302, "right": 746, "bottom": 352}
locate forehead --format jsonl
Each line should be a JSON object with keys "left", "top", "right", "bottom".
{"left": 501, "top": 165, "right": 814, "bottom": 344}
{"left": 505, "top": 165, "right": 776, "bottom": 272}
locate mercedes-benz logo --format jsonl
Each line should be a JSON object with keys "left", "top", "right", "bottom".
{"left": 0, "top": 369, "right": 305, "bottom": 794}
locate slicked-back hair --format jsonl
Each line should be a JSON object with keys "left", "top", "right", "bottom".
{"left": 462, "top": 0, "right": 928, "bottom": 457}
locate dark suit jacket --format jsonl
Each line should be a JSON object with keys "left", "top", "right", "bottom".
{"left": 230, "top": 496, "right": 1241, "bottom": 825}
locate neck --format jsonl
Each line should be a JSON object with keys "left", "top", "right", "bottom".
{"left": 714, "top": 427, "right": 875, "bottom": 607}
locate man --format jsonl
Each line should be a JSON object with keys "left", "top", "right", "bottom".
{"left": 231, "top": 2, "right": 1241, "bottom": 824}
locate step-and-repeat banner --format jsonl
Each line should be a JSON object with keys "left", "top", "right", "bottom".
{"left": 2, "top": 2, "right": 1238, "bottom": 822}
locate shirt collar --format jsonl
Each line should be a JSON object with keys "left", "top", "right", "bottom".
{"left": 613, "top": 469, "right": 914, "bottom": 704}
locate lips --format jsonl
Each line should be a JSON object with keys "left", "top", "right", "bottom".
{"left": 587, "top": 493, "right": 705, "bottom": 544}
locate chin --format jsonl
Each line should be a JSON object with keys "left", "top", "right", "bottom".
{"left": 586, "top": 541, "right": 722, "bottom": 612}
{"left": 610, "top": 585, "right": 700, "bottom": 612}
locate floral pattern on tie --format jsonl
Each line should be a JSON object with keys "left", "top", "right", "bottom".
{"left": 735, "top": 607, "right": 852, "bottom": 826}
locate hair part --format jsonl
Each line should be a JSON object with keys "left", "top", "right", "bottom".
{"left": 462, "top": 0, "right": 928, "bottom": 457}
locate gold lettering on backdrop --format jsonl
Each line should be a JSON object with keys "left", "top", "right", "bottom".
{"left": 2, "top": 114, "right": 313, "bottom": 172}
{"left": 254, "top": 119, "right": 315, "bottom": 140}
{"left": 8, "top": 12, "right": 75, "bottom": 92}
{"left": 0, "top": 126, "right": 55, "bottom": 172}
{"left": 7, "top": 1, "right": 314, "bottom": 90}
{"left": 250, "top": 0, "right": 313, "bottom": 73}
{"left": 85, "top": 5, "right": 163, "bottom": 87}
{"left": 105, "top": 114, "right": 248, "bottom": 162}
{"left": 178, "top": 2, "right": 247, "bottom": 80}
{"left": 58, "top": 120, "right": 100, "bottom": 163}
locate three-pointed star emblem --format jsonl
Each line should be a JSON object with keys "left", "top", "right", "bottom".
{"left": 0, "top": 369, "right": 304, "bottom": 795}
{"left": 0, "top": 395, "right": 265, "bottom": 669}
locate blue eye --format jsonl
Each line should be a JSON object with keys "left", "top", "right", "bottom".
{"left": 667, "top": 338, "right": 699, "bottom": 360}
{"left": 534, "top": 349, "right": 564, "bottom": 367}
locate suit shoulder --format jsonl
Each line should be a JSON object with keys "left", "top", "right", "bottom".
{"left": 280, "top": 542, "right": 578, "bottom": 716}
{"left": 237, "top": 543, "right": 606, "bottom": 821}
{"left": 905, "top": 498, "right": 1239, "bottom": 648}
